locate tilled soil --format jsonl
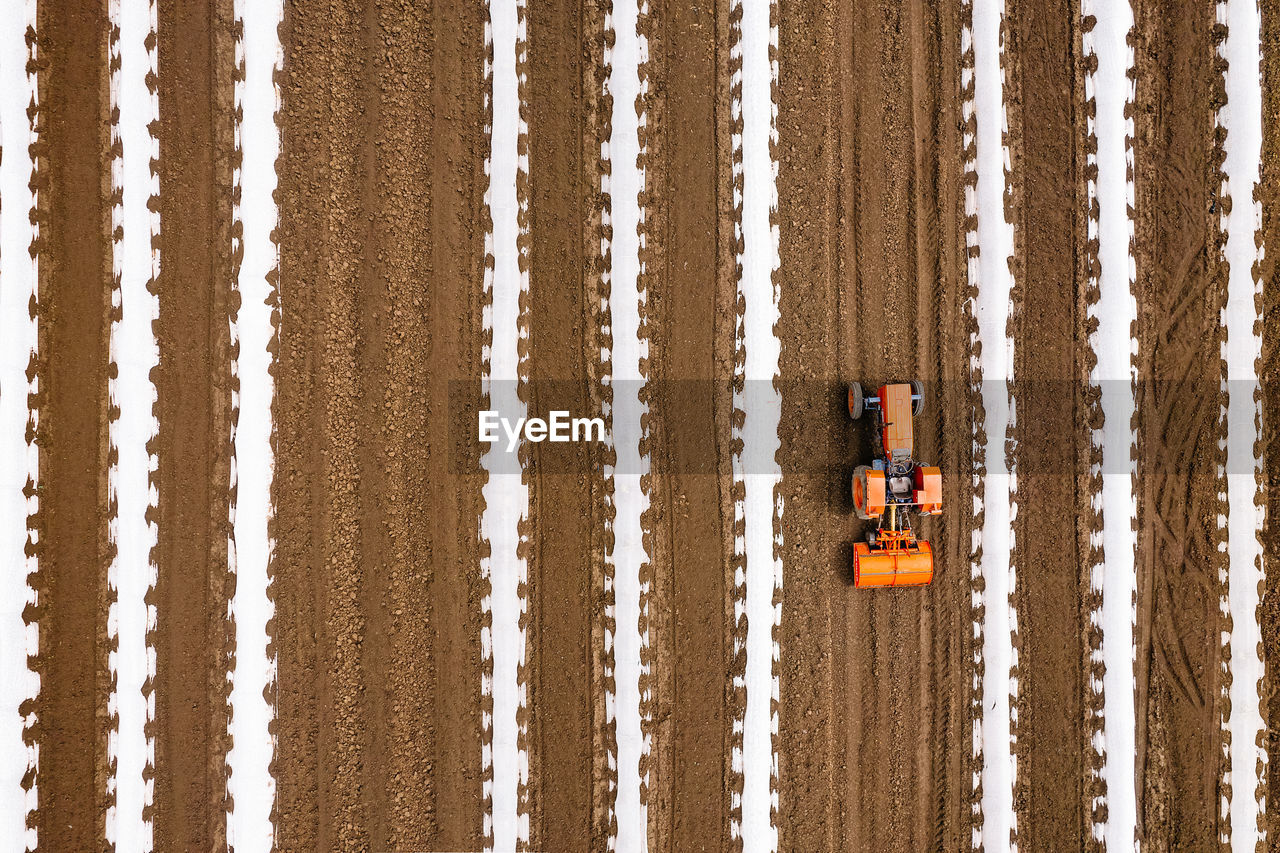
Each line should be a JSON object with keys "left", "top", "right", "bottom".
{"left": 1264, "top": 1, "right": 1280, "bottom": 846}
{"left": 640, "top": 1, "right": 740, "bottom": 849}
{"left": 272, "top": 0, "right": 487, "bottom": 849}
{"left": 522, "top": 0, "right": 612, "bottom": 847}
{"left": 151, "top": 1, "right": 236, "bottom": 849}
{"left": 1131, "top": 1, "right": 1231, "bottom": 847}
{"left": 1003, "top": 0, "right": 1097, "bottom": 847}
{"left": 30, "top": 1, "right": 113, "bottom": 849}
{"left": 774, "top": 0, "right": 973, "bottom": 850}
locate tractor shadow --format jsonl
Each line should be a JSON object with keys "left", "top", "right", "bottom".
{"left": 825, "top": 378, "right": 875, "bottom": 588}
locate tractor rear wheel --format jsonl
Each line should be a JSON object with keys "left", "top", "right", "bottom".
{"left": 851, "top": 464, "right": 880, "bottom": 520}
{"left": 847, "top": 381, "right": 864, "bottom": 420}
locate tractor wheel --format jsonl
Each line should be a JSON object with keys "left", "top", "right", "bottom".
{"left": 851, "top": 465, "right": 878, "bottom": 520}
{"left": 847, "top": 381, "right": 864, "bottom": 420}
{"left": 910, "top": 379, "right": 925, "bottom": 415}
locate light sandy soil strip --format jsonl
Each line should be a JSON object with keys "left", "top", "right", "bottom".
{"left": 1218, "top": 0, "right": 1267, "bottom": 844}
{"left": 226, "top": 0, "right": 281, "bottom": 849}
{"left": 1082, "top": 0, "right": 1139, "bottom": 847}
{"left": 481, "top": 0, "right": 531, "bottom": 848}
{"left": 606, "top": 0, "right": 649, "bottom": 849}
{"left": 970, "top": 0, "right": 1018, "bottom": 847}
{"left": 106, "top": 0, "right": 161, "bottom": 847}
{"left": 735, "top": 0, "right": 782, "bottom": 850}
{"left": 0, "top": 2, "right": 39, "bottom": 848}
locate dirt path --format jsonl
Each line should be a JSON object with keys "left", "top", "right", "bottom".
{"left": 1130, "top": 0, "right": 1229, "bottom": 847}
{"left": 1002, "top": 0, "right": 1097, "bottom": 847}
{"left": 640, "top": 0, "right": 739, "bottom": 849}
{"left": 521, "top": 0, "right": 612, "bottom": 847}
{"left": 775, "top": 0, "right": 973, "bottom": 849}
{"left": 273, "top": 1, "right": 487, "bottom": 849}
{"left": 150, "top": 1, "right": 236, "bottom": 848}
{"left": 29, "top": 3, "right": 113, "bottom": 849}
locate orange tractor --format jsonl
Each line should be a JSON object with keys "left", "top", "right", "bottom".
{"left": 847, "top": 380, "right": 942, "bottom": 588}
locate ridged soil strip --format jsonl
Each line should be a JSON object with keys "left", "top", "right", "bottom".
{"left": 774, "top": 0, "right": 973, "bottom": 850}
{"left": 150, "top": 0, "right": 235, "bottom": 848}
{"left": 774, "top": 0, "right": 844, "bottom": 846}
{"left": 30, "top": 0, "right": 113, "bottom": 849}
{"left": 1002, "top": 0, "right": 1096, "bottom": 848}
{"left": 421, "top": 1, "right": 489, "bottom": 848}
{"left": 1262, "top": 0, "right": 1280, "bottom": 839}
{"left": 1130, "top": 0, "right": 1231, "bottom": 845}
{"left": 522, "top": 0, "right": 610, "bottom": 848}
{"left": 274, "top": 0, "right": 487, "bottom": 848}
{"left": 639, "top": 0, "right": 736, "bottom": 849}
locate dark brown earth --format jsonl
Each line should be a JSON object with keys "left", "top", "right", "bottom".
{"left": 522, "top": 0, "right": 612, "bottom": 848}
{"left": 1263, "top": 2, "right": 1280, "bottom": 849}
{"left": 774, "top": 0, "right": 974, "bottom": 850}
{"left": 30, "top": 3, "right": 113, "bottom": 850}
{"left": 1131, "top": 0, "right": 1230, "bottom": 848}
{"left": 151, "top": 1, "right": 236, "bottom": 848}
{"left": 272, "top": 0, "right": 486, "bottom": 850}
{"left": 641, "top": 0, "right": 739, "bottom": 850}
{"left": 1003, "top": 0, "right": 1097, "bottom": 848}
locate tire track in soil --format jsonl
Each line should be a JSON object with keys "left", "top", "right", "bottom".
{"left": 29, "top": 2, "right": 114, "bottom": 849}
{"left": 640, "top": 0, "right": 738, "bottom": 849}
{"left": 273, "top": 0, "right": 487, "bottom": 849}
{"left": 521, "top": 0, "right": 611, "bottom": 848}
{"left": 1002, "top": 1, "right": 1096, "bottom": 848}
{"left": 1130, "top": 0, "right": 1230, "bottom": 846}
{"left": 151, "top": 1, "right": 236, "bottom": 848}
{"left": 774, "top": 0, "right": 973, "bottom": 850}
{"left": 1262, "top": 0, "right": 1280, "bottom": 845}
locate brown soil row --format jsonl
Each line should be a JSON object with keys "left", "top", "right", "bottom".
{"left": 272, "top": 0, "right": 487, "bottom": 850}
{"left": 1263, "top": 0, "right": 1280, "bottom": 847}
{"left": 521, "top": 0, "right": 612, "bottom": 848}
{"left": 29, "top": 2, "right": 113, "bottom": 849}
{"left": 1002, "top": 1, "right": 1098, "bottom": 848}
{"left": 640, "top": 0, "right": 739, "bottom": 849}
{"left": 151, "top": 0, "right": 237, "bottom": 848}
{"left": 774, "top": 0, "right": 974, "bottom": 850}
{"left": 1131, "top": 0, "right": 1230, "bottom": 847}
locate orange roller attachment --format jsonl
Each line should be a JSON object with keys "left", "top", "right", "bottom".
{"left": 913, "top": 465, "right": 942, "bottom": 514}
{"left": 853, "top": 538, "right": 934, "bottom": 588}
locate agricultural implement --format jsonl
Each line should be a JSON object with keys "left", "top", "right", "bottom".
{"left": 847, "top": 380, "right": 941, "bottom": 588}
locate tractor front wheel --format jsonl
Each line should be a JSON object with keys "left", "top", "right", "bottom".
{"left": 847, "top": 381, "right": 864, "bottom": 420}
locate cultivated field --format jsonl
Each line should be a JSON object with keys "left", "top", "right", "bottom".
{"left": 0, "top": 0, "right": 1278, "bottom": 851}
